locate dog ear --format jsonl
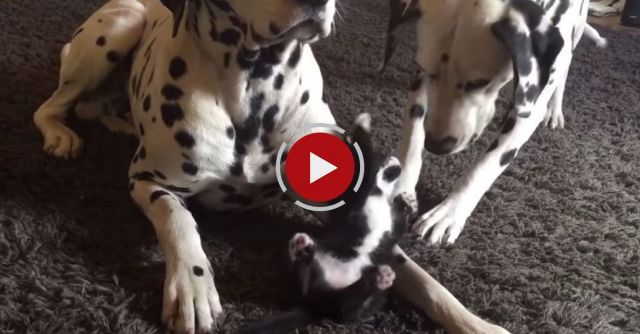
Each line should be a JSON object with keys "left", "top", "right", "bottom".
{"left": 160, "top": 0, "right": 188, "bottom": 37}
{"left": 491, "top": 3, "right": 564, "bottom": 117}
{"left": 380, "top": 0, "right": 421, "bottom": 73}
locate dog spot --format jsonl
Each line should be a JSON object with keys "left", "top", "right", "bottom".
{"left": 219, "top": 184, "right": 236, "bottom": 193}
{"left": 300, "top": 91, "right": 310, "bottom": 105}
{"left": 224, "top": 52, "right": 231, "bottom": 68}
{"left": 464, "top": 79, "right": 490, "bottom": 92}
{"left": 63, "top": 80, "right": 71, "bottom": 85}
{"left": 229, "top": 16, "right": 248, "bottom": 34}
{"left": 139, "top": 123, "right": 145, "bottom": 136}
{"left": 193, "top": 266, "right": 204, "bottom": 276}
{"left": 219, "top": 28, "right": 241, "bottom": 46}
{"left": 260, "top": 134, "right": 271, "bottom": 148}
{"left": 410, "top": 77, "right": 422, "bottom": 91}
{"left": 518, "top": 110, "right": 532, "bottom": 118}
{"left": 132, "top": 171, "right": 154, "bottom": 181}
{"left": 161, "top": 84, "right": 184, "bottom": 100}
{"left": 226, "top": 126, "right": 235, "bottom": 139}
{"left": 269, "top": 22, "right": 281, "bottom": 35}
{"left": 154, "top": 170, "right": 167, "bottom": 179}
{"left": 394, "top": 254, "right": 407, "bottom": 265}
{"left": 139, "top": 146, "right": 147, "bottom": 160}
{"left": 487, "top": 139, "right": 499, "bottom": 152}
{"left": 96, "top": 36, "right": 106, "bottom": 46}
{"left": 161, "top": 103, "right": 184, "bottom": 127}
{"left": 166, "top": 185, "right": 191, "bottom": 193}
{"left": 223, "top": 194, "right": 253, "bottom": 206}
{"left": 525, "top": 84, "right": 540, "bottom": 102}
{"left": 212, "top": 0, "right": 233, "bottom": 12}
{"left": 152, "top": 116, "right": 157, "bottom": 123}
{"left": 250, "top": 92, "right": 265, "bottom": 115}
{"left": 182, "top": 162, "right": 199, "bottom": 175}
{"left": 409, "top": 104, "right": 425, "bottom": 118}
{"left": 106, "top": 50, "right": 120, "bottom": 63}
{"left": 250, "top": 63, "right": 273, "bottom": 80}
{"left": 274, "top": 73, "right": 284, "bottom": 90}
{"left": 169, "top": 57, "right": 187, "bottom": 79}
{"left": 143, "top": 95, "right": 151, "bottom": 112}
{"left": 288, "top": 44, "right": 302, "bottom": 68}
{"left": 150, "top": 190, "right": 170, "bottom": 203}
{"left": 383, "top": 165, "right": 401, "bottom": 182}
{"left": 235, "top": 143, "right": 247, "bottom": 155}
{"left": 441, "top": 53, "right": 449, "bottom": 63}
{"left": 371, "top": 186, "right": 383, "bottom": 196}
{"left": 502, "top": 117, "right": 516, "bottom": 134}
{"left": 175, "top": 131, "right": 196, "bottom": 148}
{"left": 129, "top": 183, "right": 135, "bottom": 192}
{"left": 500, "top": 149, "right": 517, "bottom": 166}
{"left": 262, "top": 104, "right": 279, "bottom": 132}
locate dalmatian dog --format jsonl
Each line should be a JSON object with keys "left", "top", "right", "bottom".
{"left": 34, "top": 0, "right": 512, "bottom": 333}
{"left": 387, "top": 0, "right": 606, "bottom": 245}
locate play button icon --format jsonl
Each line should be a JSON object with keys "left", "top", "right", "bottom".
{"left": 284, "top": 132, "right": 356, "bottom": 203}
{"left": 309, "top": 152, "right": 337, "bottom": 184}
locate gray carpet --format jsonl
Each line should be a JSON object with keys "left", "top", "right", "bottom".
{"left": 1, "top": 1, "right": 639, "bottom": 333}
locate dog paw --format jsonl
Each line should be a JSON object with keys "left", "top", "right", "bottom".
{"left": 289, "top": 233, "right": 315, "bottom": 261}
{"left": 376, "top": 265, "right": 396, "bottom": 290}
{"left": 544, "top": 108, "right": 565, "bottom": 130}
{"left": 42, "top": 126, "right": 83, "bottom": 159}
{"left": 162, "top": 257, "right": 223, "bottom": 334}
{"left": 412, "top": 198, "right": 469, "bottom": 245}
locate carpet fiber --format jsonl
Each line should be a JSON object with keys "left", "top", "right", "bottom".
{"left": 1, "top": 1, "right": 639, "bottom": 333}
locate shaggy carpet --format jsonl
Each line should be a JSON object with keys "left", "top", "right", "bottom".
{"left": 0, "top": 1, "right": 638, "bottom": 333}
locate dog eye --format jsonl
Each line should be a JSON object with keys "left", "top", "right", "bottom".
{"left": 463, "top": 79, "right": 490, "bottom": 92}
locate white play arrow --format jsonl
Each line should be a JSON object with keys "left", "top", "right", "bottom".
{"left": 309, "top": 152, "right": 337, "bottom": 184}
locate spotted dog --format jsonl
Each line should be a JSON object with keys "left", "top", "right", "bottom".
{"left": 34, "top": 0, "right": 512, "bottom": 333}
{"left": 240, "top": 116, "right": 414, "bottom": 334}
{"left": 386, "top": 0, "right": 606, "bottom": 245}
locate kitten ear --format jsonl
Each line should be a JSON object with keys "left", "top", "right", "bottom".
{"left": 381, "top": 0, "right": 421, "bottom": 73}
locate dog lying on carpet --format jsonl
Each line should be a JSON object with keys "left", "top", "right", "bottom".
{"left": 384, "top": 0, "right": 607, "bottom": 245}
{"left": 33, "top": 0, "right": 511, "bottom": 333}
{"left": 238, "top": 115, "right": 415, "bottom": 334}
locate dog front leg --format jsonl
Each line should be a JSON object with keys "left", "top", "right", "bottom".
{"left": 413, "top": 83, "right": 555, "bottom": 244}
{"left": 395, "top": 73, "right": 428, "bottom": 196}
{"left": 130, "top": 180, "right": 223, "bottom": 334}
{"left": 392, "top": 246, "right": 510, "bottom": 334}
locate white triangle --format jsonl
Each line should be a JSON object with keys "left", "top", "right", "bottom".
{"left": 309, "top": 152, "right": 338, "bottom": 184}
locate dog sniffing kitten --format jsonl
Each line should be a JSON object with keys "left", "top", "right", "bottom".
{"left": 238, "top": 114, "right": 417, "bottom": 334}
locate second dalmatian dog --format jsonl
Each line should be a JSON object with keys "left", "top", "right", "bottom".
{"left": 34, "top": 0, "right": 512, "bottom": 333}
{"left": 386, "top": 0, "right": 606, "bottom": 245}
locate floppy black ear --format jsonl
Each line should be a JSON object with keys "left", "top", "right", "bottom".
{"left": 161, "top": 0, "right": 188, "bottom": 37}
{"left": 380, "top": 0, "right": 421, "bottom": 73}
{"left": 491, "top": 4, "right": 564, "bottom": 117}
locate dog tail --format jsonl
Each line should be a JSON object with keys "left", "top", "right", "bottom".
{"left": 236, "top": 308, "right": 313, "bottom": 334}
{"left": 380, "top": 0, "right": 421, "bottom": 73}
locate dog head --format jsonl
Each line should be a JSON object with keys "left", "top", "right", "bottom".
{"left": 386, "top": 0, "right": 563, "bottom": 155}
{"left": 161, "top": 0, "right": 335, "bottom": 44}
{"left": 286, "top": 114, "right": 414, "bottom": 320}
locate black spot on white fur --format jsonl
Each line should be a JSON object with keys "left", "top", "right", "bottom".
{"left": 169, "top": 57, "right": 187, "bottom": 79}
{"left": 161, "top": 103, "right": 184, "bottom": 127}
{"left": 193, "top": 266, "right": 204, "bottom": 276}
{"left": 500, "top": 149, "right": 517, "bottom": 166}
{"left": 175, "top": 131, "right": 195, "bottom": 148}
{"left": 150, "top": 190, "right": 170, "bottom": 203}
{"left": 383, "top": 165, "right": 401, "bottom": 182}
{"left": 162, "top": 84, "right": 184, "bottom": 100}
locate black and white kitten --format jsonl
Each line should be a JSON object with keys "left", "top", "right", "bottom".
{"left": 239, "top": 113, "right": 417, "bottom": 334}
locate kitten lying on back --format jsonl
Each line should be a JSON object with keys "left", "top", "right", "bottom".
{"left": 239, "top": 113, "right": 417, "bottom": 334}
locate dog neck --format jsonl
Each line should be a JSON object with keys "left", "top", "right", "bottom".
{"left": 173, "top": 0, "right": 301, "bottom": 118}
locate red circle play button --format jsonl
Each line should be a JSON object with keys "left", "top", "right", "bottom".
{"left": 285, "top": 132, "right": 356, "bottom": 203}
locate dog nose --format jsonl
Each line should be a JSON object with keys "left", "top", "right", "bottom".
{"left": 425, "top": 135, "right": 458, "bottom": 155}
{"left": 298, "top": 0, "right": 328, "bottom": 7}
